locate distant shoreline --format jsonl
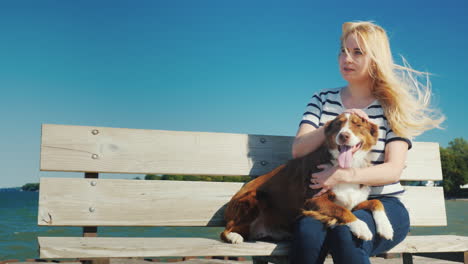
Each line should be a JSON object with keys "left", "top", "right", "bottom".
{"left": 446, "top": 198, "right": 468, "bottom": 201}
{"left": 0, "top": 183, "right": 39, "bottom": 192}
{"left": 0, "top": 187, "right": 22, "bottom": 192}
{"left": 0, "top": 187, "right": 37, "bottom": 192}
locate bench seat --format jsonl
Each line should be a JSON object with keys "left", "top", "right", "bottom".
{"left": 38, "top": 235, "right": 468, "bottom": 259}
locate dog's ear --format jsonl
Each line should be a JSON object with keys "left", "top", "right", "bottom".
{"left": 357, "top": 115, "right": 378, "bottom": 139}
{"left": 369, "top": 122, "right": 378, "bottom": 138}
{"left": 324, "top": 120, "right": 333, "bottom": 134}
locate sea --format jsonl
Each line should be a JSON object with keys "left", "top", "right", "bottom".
{"left": 1, "top": 192, "right": 467, "bottom": 261}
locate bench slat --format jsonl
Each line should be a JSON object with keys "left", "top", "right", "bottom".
{"left": 40, "top": 124, "right": 442, "bottom": 181}
{"left": 38, "top": 178, "right": 446, "bottom": 227}
{"left": 399, "top": 185, "right": 447, "bottom": 227}
{"left": 38, "top": 235, "right": 468, "bottom": 258}
{"left": 388, "top": 235, "right": 468, "bottom": 254}
{"left": 40, "top": 124, "right": 293, "bottom": 177}
{"left": 38, "top": 237, "right": 289, "bottom": 259}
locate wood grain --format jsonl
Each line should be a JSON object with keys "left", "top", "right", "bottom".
{"left": 38, "top": 178, "right": 446, "bottom": 227}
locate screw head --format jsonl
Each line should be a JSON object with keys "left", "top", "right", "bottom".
{"left": 90, "top": 181, "right": 97, "bottom": 186}
{"left": 260, "top": 138, "right": 266, "bottom": 143}
{"left": 260, "top": 160, "right": 268, "bottom": 166}
{"left": 89, "top": 207, "right": 95, "bottom": 213}
{"left": 92, "top": 154, "right": 99, "bottom": 159}
{"left": 91, "top": 129, "right": 99, "bottom": 135}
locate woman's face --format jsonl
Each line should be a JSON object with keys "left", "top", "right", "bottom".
{"left": 339, "top": 34, "right": 372, "bottom": 84}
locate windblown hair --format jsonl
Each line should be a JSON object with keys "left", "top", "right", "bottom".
{"left": 341, "top": 21, "right": 444, "bottom": 138}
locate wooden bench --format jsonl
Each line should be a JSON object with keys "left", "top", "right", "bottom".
{"left": 37, "top": 124, "right": 468, "bottom": 264}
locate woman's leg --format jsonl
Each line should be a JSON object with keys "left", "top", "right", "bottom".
{"left": 367, "top": 196, "right": 410, "bottom": 256}
{"left": 326, "top": 196, "right": 410, "bottom": 264}
{"left": 290, "top": 216, "right": 329, "bottom": 264}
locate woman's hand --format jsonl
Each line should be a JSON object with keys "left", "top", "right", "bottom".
{"left": 309, "top": 164, "right": 349, "bottom": 197}
{"left": 343, "top": 108, "right": 369, "bottom": 121}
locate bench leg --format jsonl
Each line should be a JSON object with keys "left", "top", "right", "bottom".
{"left": 252, "top": 257, "right": 268, "bottom": 264}
{"left": 402, "top": 253, "right": 413, "bottom": 264}
{"left": 465, "top": 251, "right": 468, "bottom": 264}
{"left": 252, "top": 256, "right": 289, "bottom": 264}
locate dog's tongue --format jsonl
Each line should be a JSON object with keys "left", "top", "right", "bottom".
{"left": 338, "top": 145, "right": 353, "bottom": 168}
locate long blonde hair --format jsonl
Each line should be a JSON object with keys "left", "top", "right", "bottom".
{"left": 341, "top": 21, "right": 444, "bottom": 138}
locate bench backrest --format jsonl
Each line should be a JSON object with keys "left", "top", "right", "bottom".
{"left": 38, "top": 124, "right": 447, "bottom": 228}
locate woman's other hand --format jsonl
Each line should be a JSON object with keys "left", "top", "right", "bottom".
{"left": 310, "top": 164, "right": 340, "bottom": 197}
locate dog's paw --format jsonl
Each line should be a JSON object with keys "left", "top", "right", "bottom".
{"left": 225, "top": 232, "right": 244, "bottom": 244}
{"left": 374, "top": 210, "right": 394, "bottom": 240}
{"left": 347, "top": 219, "right": 373, "bottom": 241}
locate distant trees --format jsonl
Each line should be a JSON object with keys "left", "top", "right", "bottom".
{"left": 440, "top": 138, "right": 468, "bottom": 197}
{"left": 21, "top": 183, "right": 39, "bottom": 191}
{"left": 144, "top": 174, "right": 250, "bottom": 183}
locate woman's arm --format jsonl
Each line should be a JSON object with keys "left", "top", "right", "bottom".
{"left": 310, "top": 140, "right": 409, "bottom": 195}
{"left": 292, "top": 125, "right": 326, "bottom": 158}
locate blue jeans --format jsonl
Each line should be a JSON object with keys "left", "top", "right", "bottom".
{"left": 290, "top": 196, "right": 410, "bottom": 264}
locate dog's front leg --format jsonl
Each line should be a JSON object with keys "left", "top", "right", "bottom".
{"left": 353, "top": 199, "right": 394, "bottom": 240}
{"left": 303, "top": 195, "right": 373, "bottom": 241}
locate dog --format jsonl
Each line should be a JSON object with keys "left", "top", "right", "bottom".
{"left": 220, "top": 112, "right": 394, "bottom": 244}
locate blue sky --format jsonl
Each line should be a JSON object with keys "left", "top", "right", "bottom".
{"left": 1, "top": 1, "right": 467, "bottom": 187}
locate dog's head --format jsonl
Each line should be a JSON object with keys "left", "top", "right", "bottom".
{"left": 324, "top": 112, "right": 378, "bottom": 168}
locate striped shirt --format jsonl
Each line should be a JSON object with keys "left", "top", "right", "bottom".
{"left": 300, "top": 87, "right": 411, "bottom": 198}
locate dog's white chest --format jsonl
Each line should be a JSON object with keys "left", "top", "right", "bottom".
{"left": 332, "top": 183, "right": 370, "bottom": 210}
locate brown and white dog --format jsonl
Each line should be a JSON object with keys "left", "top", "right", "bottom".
{"left": 221, "top": 113, "right": 394, "bottom": 244}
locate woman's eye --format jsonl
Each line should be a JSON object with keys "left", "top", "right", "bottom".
{"left": 354, "top": 50, "right": 363, "bottom": 55}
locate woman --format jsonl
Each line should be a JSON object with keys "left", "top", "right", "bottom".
{"left": 290, "top": 21, "right": 444, "bottom": 264}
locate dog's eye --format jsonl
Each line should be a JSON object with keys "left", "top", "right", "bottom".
{"left": 352, "top": 121, "right": 362, "bottom": 127}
